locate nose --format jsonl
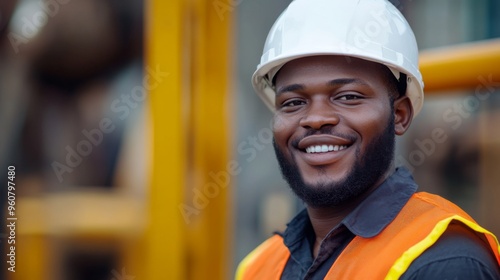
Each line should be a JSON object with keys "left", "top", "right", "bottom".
{"left": 299, "top": 100, "right": 340, "bottom": 130}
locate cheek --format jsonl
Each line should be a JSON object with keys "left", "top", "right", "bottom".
{"left": 347, "top": 105, "right": 391, "bottom": 139}
{"left": 361, "top": 100, "right": 390, "bottom": 120}
{"left": 272, "top": 114, "right": 288, "bottom": 131}
{"left": 272, "top": 114, "right": 302, "bottom": 153}
{"left": 363, "top": 122, "right": 386, "bottom": 144}
{"left": 272, "top": 114, "right": 294, "bottom": 139}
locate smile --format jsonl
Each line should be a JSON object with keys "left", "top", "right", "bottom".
{"left": 305, "top": 145, "right": 348, "bottom": 154}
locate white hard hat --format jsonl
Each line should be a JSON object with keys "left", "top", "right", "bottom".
{"left": 252, "top": 0, "right": 424, "bottom": 117}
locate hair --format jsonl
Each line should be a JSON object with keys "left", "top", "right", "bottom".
{"left": 380, "top": 65, "right": 407, "bottom": 102}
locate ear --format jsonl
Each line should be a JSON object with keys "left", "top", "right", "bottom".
{"left": 393, "top": 96, "right": 413, "bottom": 136}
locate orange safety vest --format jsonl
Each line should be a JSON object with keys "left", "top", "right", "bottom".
{"left": 236, "top": 192, "right": 500, "bottom": 280}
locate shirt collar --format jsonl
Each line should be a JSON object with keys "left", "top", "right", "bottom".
{"left": 342, "top": 167, "right": 417, "bottom": 238}
{"left": 283, "top": 167, "right": 418, "bottom": 245}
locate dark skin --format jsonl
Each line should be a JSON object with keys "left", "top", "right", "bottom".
{"left": 273, "top": 56, "right": 413, "bottom": 257}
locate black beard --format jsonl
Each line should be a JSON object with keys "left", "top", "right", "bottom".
{"left": 273, "top": 113, "right": 395, "bottom": 208}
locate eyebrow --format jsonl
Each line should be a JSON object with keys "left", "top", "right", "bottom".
{"left": 276, "top": 78, "right": 368, "bottom": 96}
{"left": 276, "top": 84, "right": 304, "bottom": 95}
{"left": 328, "top": 78, "right": 367, "bottom": 87}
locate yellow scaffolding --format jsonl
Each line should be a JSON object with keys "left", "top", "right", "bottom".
{"left": 146, "top": 0, "right": 233, "bottom": 279}
{"left": 145, "top": 0, "right": 186, "bottom": 278}
{"left": 420, "top": 38, "right": 500, "bottom": 93}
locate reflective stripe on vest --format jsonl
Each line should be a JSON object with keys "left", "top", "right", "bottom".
{"left": 236, "top": 192, "right": 500, "bottom": 280}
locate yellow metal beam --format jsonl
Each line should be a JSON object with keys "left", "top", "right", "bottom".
{"left": 12, "top": 235, "right": 47, "bottom": 280}
{"left": 419, "top": 38, "right": 500, "bottom": 93}
{"left": 145, "top": 0, "right": 233, "bottom": 279}
{"left": 16, "top": 193, "right": 145, "bottom": 236}
{"left": 187, "top": 0, "right": 233, "bottom": 279}
{"left": 146, "top": 0, "right": 186, "bottom": 279}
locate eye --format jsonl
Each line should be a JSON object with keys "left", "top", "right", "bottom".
{"left": 282, "top": 99, "right": 306, "bottom": 107}
{"left": 336, "top": 94, "right": 362, "bottom": 101}
{"left": 277, "top": 98, "right": 306, "bottom": 113}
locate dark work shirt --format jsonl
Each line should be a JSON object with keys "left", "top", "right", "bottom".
{"left": 279, "top": 167, "right": 500, "bottom": 279}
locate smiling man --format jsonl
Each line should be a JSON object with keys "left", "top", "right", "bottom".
{"left": 236, "top": 0, "right": 500, "bottom": 279}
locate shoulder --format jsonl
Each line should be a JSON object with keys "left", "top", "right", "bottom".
{"left": 401, "top": 223, "right": 500, "bottom": 280}
{"left": 236, "top": 234, "right": 289, "bottom": 280}
{"left": 236, "top": 235, "right": 285, "bottom": 272}
{"left": 239, "top": 234, "right": 285, "bottom": 264}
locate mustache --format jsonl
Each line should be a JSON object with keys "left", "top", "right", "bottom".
{"left": 290, "top": 126, "right": 357, "bottom": 148}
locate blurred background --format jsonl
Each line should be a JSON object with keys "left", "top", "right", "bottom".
{"left": 0, "top": 0, "right": 499, "bottom": 279}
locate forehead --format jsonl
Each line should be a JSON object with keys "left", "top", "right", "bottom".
{"left": 275, "top": 55, "right": 388, "bottom": 86}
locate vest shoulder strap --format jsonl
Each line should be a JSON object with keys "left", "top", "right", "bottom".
{"left": 236, "top": 234, "right": 289, "bottom": 280}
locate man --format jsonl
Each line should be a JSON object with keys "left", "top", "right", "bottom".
{"left": 236, "top": 0, "right": 500, "bottom": 279}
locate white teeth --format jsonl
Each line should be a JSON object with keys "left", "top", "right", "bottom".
{"left": 305, "top": 145, "right": 348, "bottom": 154}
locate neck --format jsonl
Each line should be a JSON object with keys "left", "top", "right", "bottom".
{"left": 306, "top": 197, "right": 360, "bottom": 252}
{"left": 306, "top": 165, "right": 396, "bottom": 257}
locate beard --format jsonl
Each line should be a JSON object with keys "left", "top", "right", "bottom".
{"left": 273, "top": 112, "right": 395, "bottom": 208}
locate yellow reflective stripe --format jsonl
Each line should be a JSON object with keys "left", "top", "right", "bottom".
{"left": 386, "top": 215, "right": 500, "bottom": 280}
{"left": 235, "top": 237, "right": 277, "bottom": 280}
{"left": 234, "top": 252, "right": 254, "bottom": 280}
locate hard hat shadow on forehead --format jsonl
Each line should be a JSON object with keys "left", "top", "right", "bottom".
{"left": 252, "top": 0, "right": 424, "bottom": 117}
